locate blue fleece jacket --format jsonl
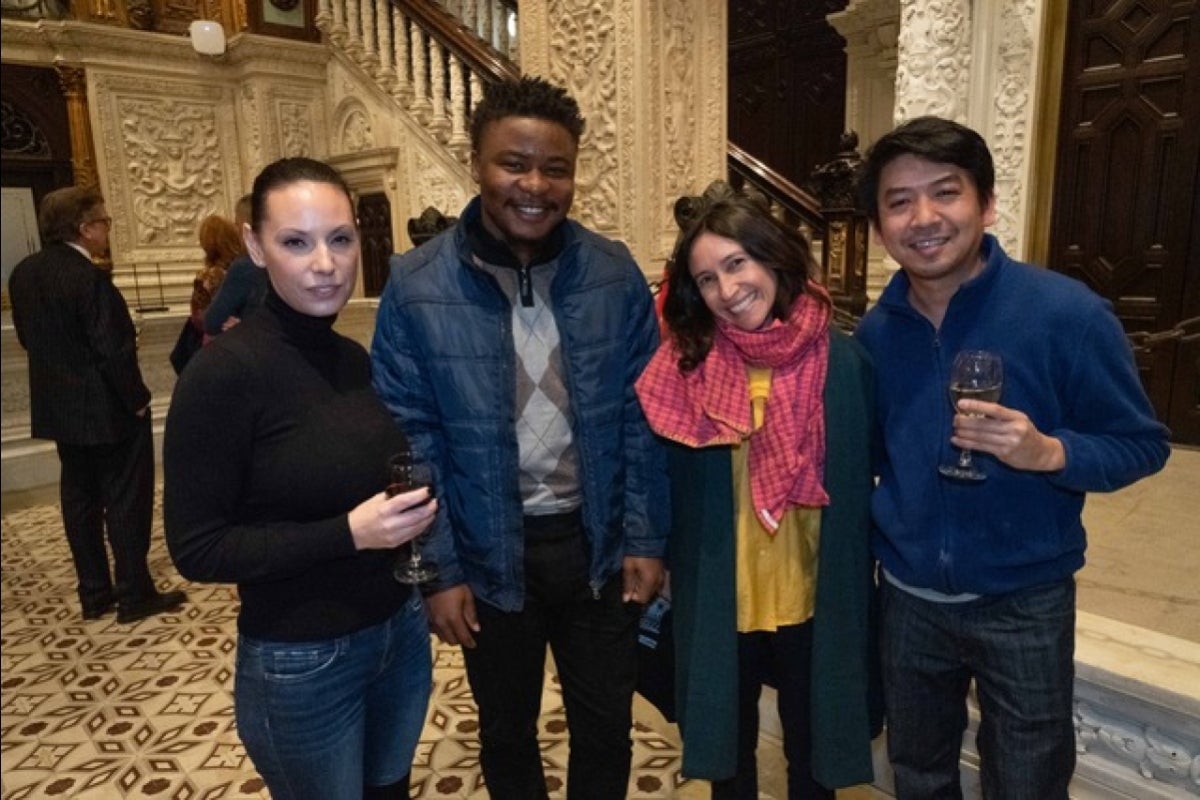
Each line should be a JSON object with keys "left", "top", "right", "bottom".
{"left": 855, "top": 235, "right": 1169, "bottom": 595}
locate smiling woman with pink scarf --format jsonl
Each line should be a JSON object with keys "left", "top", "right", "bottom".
{"left": 635, "top": 193, "right": 881, "bottom": 799}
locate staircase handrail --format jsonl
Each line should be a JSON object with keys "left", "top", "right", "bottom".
{"left": 394, "top": 0, "right": 519, "bottom": 83}
{"left": 726, "top": 140, "right": 826, "bottom": 241}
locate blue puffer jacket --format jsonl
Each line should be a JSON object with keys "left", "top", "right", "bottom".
{"left": 371, "top": 198, "right": 669, "bottom": 611}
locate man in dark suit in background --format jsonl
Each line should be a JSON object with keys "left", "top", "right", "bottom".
{"left": 8, "top": 186, "right": 186, "bottom": 623}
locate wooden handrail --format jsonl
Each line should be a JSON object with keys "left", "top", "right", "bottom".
{"left": 727, "top": 140, "right": 826, "bottom": 237}
{"left": 393, "top": 0, "right": 520, "bottom": 83}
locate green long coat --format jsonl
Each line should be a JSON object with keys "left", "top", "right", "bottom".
{"left": 665, "top": 328, "right": 881, "bottom": 787}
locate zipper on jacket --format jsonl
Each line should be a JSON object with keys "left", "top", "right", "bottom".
{"left": 518, "top": 265, "right": 534, "bottom": 307}
{"left": 932, "top": 332, "right": 958, "bottom": 592}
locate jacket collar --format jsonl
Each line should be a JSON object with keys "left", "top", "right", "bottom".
{"left": 877, "top": 233, "right": 1007, "bottom": 321}
{"left": 461, "top": 197, "right": 566, "bottom": 271}
{"left": 457, "top": 196, "right": 577, "bottom": 271}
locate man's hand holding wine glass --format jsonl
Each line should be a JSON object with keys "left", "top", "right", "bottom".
{"left": 950, "top": 399, "right": 1067, "bottom": 473}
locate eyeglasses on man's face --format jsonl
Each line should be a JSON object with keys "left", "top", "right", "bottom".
{"left": 84, "top": 216, "right": 113, "bottom": 228}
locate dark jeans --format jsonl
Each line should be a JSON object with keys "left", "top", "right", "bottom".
{"left": 462, "top": 512, "right": 641, "bottom": 800}
{"left": 56, "top": 414, "right": 156, "bottom": 610}
{"left": 710, "top": 621, "right": 833, "bottom": 800}
{"left": 881, "top": 578, "right": 1076, "bottom": 800}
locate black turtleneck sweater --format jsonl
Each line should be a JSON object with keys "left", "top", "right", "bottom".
{"left": 164, "top": 290, "right": 412, "bottom": 641}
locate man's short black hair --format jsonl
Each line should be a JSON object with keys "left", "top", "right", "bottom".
{"left": 469, "top": 76, "right": 586, "bottom": 152}
{"left": 858, "top": 116, "right": 995, "bottom": 226}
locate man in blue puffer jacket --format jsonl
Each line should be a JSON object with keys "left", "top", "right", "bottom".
{"left": 855, "top": 116, "right": 1170, "bottom": 800}
{"left": 371, "top": 76, "right": 668, "bottom": 799}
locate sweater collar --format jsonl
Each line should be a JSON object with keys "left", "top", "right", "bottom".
{"left": 261, "top": 286, "right": 339, "bottom": 347}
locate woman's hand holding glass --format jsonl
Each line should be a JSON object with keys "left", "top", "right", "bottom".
{"left": 347, "top": 485, "right": 437, "bottom": 551}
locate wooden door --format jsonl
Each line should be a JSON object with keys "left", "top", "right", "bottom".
{"left": 728, "top": 0, "right": 848, "bottom": 188}
{"left": 1048, "top": 0, "right": 1200, "bottom": 444}
{"left": 357, "top": 192, "right": 392, "bottom": 298}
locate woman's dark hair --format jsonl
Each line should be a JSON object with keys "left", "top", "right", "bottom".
{"left": 249, "top": 157, "right": 355, "bottom": 232}
{"left": 38, "top": 186, "right": 105, "bottom": 245}
{"left": 469, "top": 76, "right": 586, "bottom": 151}
{"left": 663, "top": 194, "right": 826, "bottom": 372}
{"left": 857, "top": 116, "right": 995, "bottom": 227}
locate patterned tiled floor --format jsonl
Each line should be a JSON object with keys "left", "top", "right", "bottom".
{"left": 1, "top": 492, "right": 694, "bottom": 799}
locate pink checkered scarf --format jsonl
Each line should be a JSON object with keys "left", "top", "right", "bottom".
{"left": 636, "top": 287, "right": 831, "bottom": 531}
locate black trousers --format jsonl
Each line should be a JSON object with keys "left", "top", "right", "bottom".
{"left": 462, "top": 512, "right": 641, "bottom": 800}
{"left": 711, "top": 620, "right": 834, "bottom": 800}
{"left": 55, "top": 414, "right": 156, "bottom": 609}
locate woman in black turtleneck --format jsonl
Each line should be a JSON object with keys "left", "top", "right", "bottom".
{"left": 163, "top": 157, "right": 436, "bottom": 800}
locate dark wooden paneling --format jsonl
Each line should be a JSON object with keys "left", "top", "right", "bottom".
{"left": 1049, "top": 0, "right": 1200, "bottom": 443}
{"left": 358, "top": 192, "right": 393, "bottom": 298}
{"left": 1, "top": 65, "right": 75, "bottom": 206}
{"left": 728, "top": 0, "right": 848, "bottom": 189}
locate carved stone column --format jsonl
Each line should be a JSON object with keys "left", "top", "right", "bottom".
{"left": 894, "top": 0, "right": 972, "bottom": 123}
{"left": 890, "top": 0, "right": 1046, "bottom": 260}
{"left": 515, "top": 0, "right": 727, "bottom": 276}
{"left": 828, "top": 0, "right": 898, "bottom": 160}
{"left": 967, "top": 0, "right": 1048, "bottom": 260}
{"left": 828, "top": 0, "right": 900, "bottom": 301}
{"left": 55, "top": 66, "right": 99, "bottom": 191}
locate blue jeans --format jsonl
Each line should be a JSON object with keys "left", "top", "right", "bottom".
{"left": 235, "top": 592, "right": 432, "bottom": 800}
{"left": 881, "top": 578, "right": 1076, "bottom": 800}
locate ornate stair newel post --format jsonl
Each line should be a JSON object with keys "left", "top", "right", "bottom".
{"left": 805, "top": 131, "right": 869, "bottom": 318}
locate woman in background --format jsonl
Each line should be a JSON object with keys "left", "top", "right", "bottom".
{"left": 172, "top": 214, "right": 244, "bottom": 374}
{"left": 164, "top": 157, "right": 436, "bottom": 800}
{"left": 636, "top": 193, "right": 879, "bottom": 799}
{"left": 192, "top": 214, "right": 244, "bottom": 343}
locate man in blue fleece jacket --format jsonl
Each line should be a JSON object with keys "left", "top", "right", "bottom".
{"left": 854, "top": 116, "right": 1170, "bottom": 799}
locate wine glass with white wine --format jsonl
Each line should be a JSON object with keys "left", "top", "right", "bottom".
{"left": 938, "top": 350, "right": 1003, "bottom": 481}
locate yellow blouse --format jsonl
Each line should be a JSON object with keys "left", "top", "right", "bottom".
{"left": 733, "top": 366, "right": 821, "bottom": 632}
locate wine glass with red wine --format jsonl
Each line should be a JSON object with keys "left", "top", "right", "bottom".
{"left": 387, "top": 449, "right": 438, "bottom": 584}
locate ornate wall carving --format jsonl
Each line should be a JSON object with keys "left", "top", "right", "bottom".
{"left": 93, "top": 72, "right": 243, "bottom": 259}
{"left": 543, "top": 1, "right": 620, "bottom": 236}
{"left": 410, "top": 150, "right": 470, "bottom": 221}
{"left": 325, "top": 54, "right": 472, "bottom": 250}
{"left": 851, "top": 0, "right": 1045, "bottom": 289}
{"left": 659, "top": 1, "right": 695, "bottom": 255}
{"left": 516, "top": 0, "right": 725, "bottom": 272}
{"left": 237, "top": 81, "right": 265, "bottom": 179}
{"left": 335, "top": 100, "right": 375, "bottom": 153}
{"left": 978, "top": 0, "right": 1041, "bottom": 259}
{"left": 894, "top": 0, "right": 971, "bottom": 122}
